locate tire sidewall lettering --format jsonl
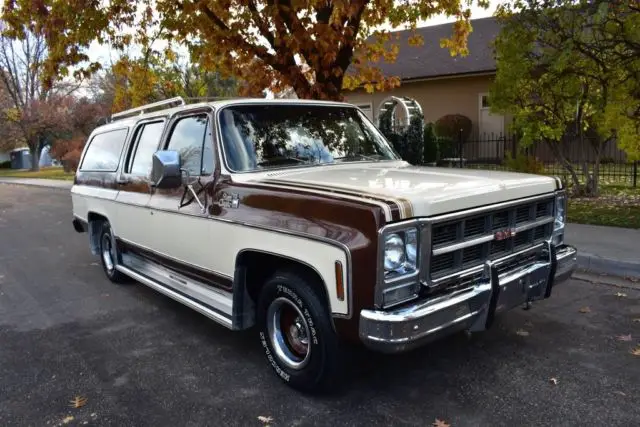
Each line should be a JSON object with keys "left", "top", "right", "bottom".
{"left": 261, "top": 282, "right": 323, "bottom": 383}
{"left": 259, "top": 331, "right": 291, "bottom": 382}
{"left": 275, "top": 284, "right": 320, "bottom": 347}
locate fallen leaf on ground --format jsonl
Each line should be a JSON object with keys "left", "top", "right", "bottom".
{"left": 579, "top": 306, "right": 591, "bottom": 313}
{"left": 257, "top": 416, "right": 273, "bottom": 424}
{"left": 516, "top": 329, "right": 530, "bottom": 337}
{"left": 614, "top": 391, "right": 627, "bottom": 396}
{"left": 631, "top": 347, "right": 640, "bottom": 357}
{"left": 616, "top": 334, "right": 632, "bottom": 342}
{"left": 549, "top": 377, "right": 559, "bottom": 385}
{"left": 433, "top": 419, "right": 451, "bottom": 427}
{"left": 61, "top": 415, "right": 74, "bottom": 424}
{"left": 615, "top": 292, "right": 627, "bottom": 298}
{"left": 69, "top": 395, "right": 88, "bottom": 408}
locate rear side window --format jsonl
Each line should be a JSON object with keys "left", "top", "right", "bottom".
{"left": 166, "top": 114, "right": 212, "bottom": 176}
{"left": 80, "top": 128, "right": 129, "bottom": 171}
{"left": 128, "top": 121, "right": 165, "bottom": 177}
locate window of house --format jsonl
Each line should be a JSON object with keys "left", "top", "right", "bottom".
{"left": 480, "top": 94, "right": 490, "bottom": 109}
{"left": 165, "top": 114, "right": 212, "bottom": 176}
{"left": 128, "top": 121, "right": 166, "bottom": 176}
{"left": 80, "top": 128, "right": 129, "bottom": 172}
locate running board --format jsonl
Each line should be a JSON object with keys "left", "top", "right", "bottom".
{"left": 116, "top": 264, "right": 233, "bottom": 329}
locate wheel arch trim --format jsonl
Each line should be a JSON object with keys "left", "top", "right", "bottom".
{"left": 233, "top": 249, "right": 345, "bottom": 330}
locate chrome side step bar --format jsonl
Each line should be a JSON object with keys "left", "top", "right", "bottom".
{"left": 116, "top": 264, "right": 233, "bottom": 329}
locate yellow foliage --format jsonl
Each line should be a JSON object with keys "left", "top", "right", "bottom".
{"left": 2, "top": 0, "right": 485, "bottom": 100}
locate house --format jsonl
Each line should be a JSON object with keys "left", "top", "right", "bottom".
{"left": 344, "top": 17, "right": 509, "bottom": 140}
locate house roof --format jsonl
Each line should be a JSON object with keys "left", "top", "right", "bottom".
{"left": 355, "top": 16, "right": 501, "bottom": 81}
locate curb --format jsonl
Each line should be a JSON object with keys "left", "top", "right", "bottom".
{"left": 576, "top": 252, "right": 640, "bottom": 279}
{"left": 0, "top": 179, "right": 72, "bottom": 190}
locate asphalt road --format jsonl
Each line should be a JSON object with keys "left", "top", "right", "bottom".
{"left": 1, "top": 183, "right": 639, "bottom": 427}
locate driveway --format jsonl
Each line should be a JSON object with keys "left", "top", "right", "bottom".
{"left": 0, "top": 184, "right": 638, "bottom": 427}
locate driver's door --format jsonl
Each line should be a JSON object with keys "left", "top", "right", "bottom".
{"left": 145, "top": 108, "right": 229, "bottom": 289}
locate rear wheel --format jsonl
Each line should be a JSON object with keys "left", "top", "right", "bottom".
{"left": 257, "top": 270, "right": 342, "bottom": 393}
{"left": 98, "top": 221, "right": 129, "bottom": 284}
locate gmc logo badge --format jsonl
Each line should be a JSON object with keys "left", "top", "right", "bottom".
{"left": 494, "top": 229, "right": 516, "bottom": 241}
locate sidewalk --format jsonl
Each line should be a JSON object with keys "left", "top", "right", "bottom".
{"left": 1, "top": 177, "right": 638, "bottom": 278}
{"left": 565, "top": 223, "right": 640, "bottom": 279}
{"left": 0, "top": 177, "right": 73, "bottom": 189}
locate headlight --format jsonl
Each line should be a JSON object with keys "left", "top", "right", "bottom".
{"left": 555, "top": 194, "right": 566, "bottom": 230}
{"left": 384, "top": 229, "right": 418, "bottom": 275}
{"left": 379, "top": 227, "right": 420, "bottom": 308}
{"left": 406, "top": 229, "right": 418, "bottom": 263}
{"left": 553, "top": 193, "right": 566, "bottom": 245}
{"left": 384, "top": 233, "right": 405, "bottom": 271}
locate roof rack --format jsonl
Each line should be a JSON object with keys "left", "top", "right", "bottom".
{"left": 110, "top": 96, "right": 186, "bottom": 122}
{"left": 182, "top": 96, "right": 243, "bottom": 102}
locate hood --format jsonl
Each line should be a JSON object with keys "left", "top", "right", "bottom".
{"left": 235, "top": 160, "right": 559, "bottom": 221}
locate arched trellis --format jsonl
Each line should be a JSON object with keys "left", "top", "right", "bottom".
{"left": 376, "top": 96, "right": 424, "bottom": 133}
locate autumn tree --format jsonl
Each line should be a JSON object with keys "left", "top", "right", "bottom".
{"left": 490, "top": 0, "right": 640, "bottom": 196}
{"left": 2, "top": 0, "right": 488, "bottom": 101}
{"left": 111, "top": 50, "right": 239, "bottom": 112}
{"left": 0, "top": 25, "right": 77, "bottom": 170}
{"left": 49, "top": 96, "right": 110, "bottom": 171}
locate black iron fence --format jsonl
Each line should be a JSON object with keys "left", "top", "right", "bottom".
{"left": 419, "top": 132, "right": 638, "bottom": 188}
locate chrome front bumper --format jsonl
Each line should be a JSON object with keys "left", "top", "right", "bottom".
{"left": 359, "top": 243, "right": 577, "bottom": 353}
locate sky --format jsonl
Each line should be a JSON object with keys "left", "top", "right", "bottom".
{"left": 83, "top": 2, "right": 498, "bottom": 68}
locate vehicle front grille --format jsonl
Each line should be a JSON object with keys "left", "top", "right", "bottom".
{"left": 429, "top": 196, "right": 555, "bottom": 281}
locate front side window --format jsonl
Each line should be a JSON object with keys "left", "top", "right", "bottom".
{"left": 166, "top": 114, "right": 212, "bottom": 176}
{"left": 218, "top": 105, "right": 399, "bottom": 172}
{"left": 128, "top": 121, "right": 165, "bottom": 177}
{"left": 80, "top": 128, "right": 129, "bottom": 171}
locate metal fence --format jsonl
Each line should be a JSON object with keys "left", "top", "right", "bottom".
{"left": 428, "top": 133, "right": 638, "bottom": 187}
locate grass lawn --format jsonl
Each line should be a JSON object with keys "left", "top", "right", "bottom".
{"left": 0, "top": 166, "right": 74, "bottom": 180}
{"left": 568, "top": 185, "right": 640, "bottom": 229}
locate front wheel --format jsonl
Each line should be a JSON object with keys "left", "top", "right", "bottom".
{"left": 257, "top": 270, "right": 342, "bottom": 393}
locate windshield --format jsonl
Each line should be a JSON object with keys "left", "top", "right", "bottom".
{"left": 218, "top": 104, "right": 399, "bottom": 172}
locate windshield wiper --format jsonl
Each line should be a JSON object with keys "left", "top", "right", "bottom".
{"left": 333, "top": 153, "right": 381, "bottom": 162}
{"left": 257, "top": 156, "right": 311, "bottom": 167}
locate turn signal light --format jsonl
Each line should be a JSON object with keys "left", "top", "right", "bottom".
{"left": 335, "top": 261, "right": 344, "bottom": 301}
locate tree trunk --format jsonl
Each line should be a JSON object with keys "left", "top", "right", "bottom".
{"left": 29, "top": 142, "right": 41, "bottom": 172}
{"left": 546, "top": 139, "right": 581, "bottom": 190}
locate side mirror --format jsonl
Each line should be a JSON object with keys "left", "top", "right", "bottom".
{"left": 151, "top": 150, "right": 182, "bottom": 189}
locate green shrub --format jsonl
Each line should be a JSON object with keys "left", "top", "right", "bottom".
{"left": 434, "top": 114, "right": 473, "bottom": 141}
{"left": 0, "top": 161, "right": 10, "bottom": 169}
{"left": 504, "top": 151, "right": 545, "bottom": 174}
{"left": 423, "top": 123, "right": 438, "bottom": 163}
{"left": 437, "top": 137, "right": 458, "bottom": 159}
{"left": 400, "top": 113, "right": 425, "bottom": 164}
{"left": 378, "top": 107, "right": 394, "bottom": 141}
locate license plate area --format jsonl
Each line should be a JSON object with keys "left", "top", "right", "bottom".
{"left": 494, "top": 262, "right": 551, "bottom": 315}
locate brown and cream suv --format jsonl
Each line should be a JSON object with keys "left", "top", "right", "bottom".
{"left": 71, "top": 96, "right": 577, "bottom": 391}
